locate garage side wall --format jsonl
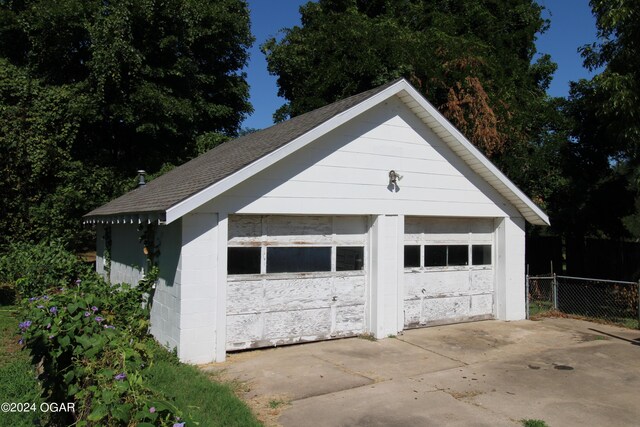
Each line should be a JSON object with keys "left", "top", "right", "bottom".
{"left": 108, "top": 224, "right": 146, "bottom": 285}
{"left": 149, "top": 220, "right": 182, "bottom": 351}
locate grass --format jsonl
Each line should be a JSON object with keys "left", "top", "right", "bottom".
{"left": 145, "top": 342, "right": 262, "bottom": 427}
{"left": 528, "top": 300, "right": 553, "bottom": 317}
{"left": 0, "top": 306, "right": 44, "bottom": 427}
{"left": 521, "top": 419, "right": 549, "bottom": 427}
{"left": 267, "top": 398, "right": 288, "bottom": 409}
{"left": 357, "top": 332, "right": 377, "bottom": 341}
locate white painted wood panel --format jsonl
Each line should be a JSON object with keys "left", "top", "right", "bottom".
{"left": 228, "top": 215, "right": 366, "bottom": 246}
{"left": 204, "top": 97, "right": 519, "bottom": 219}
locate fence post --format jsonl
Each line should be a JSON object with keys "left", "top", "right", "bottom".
{"left": 525, "top": 274, "right": 530, "bottom": 320}
{"left": 552, "top": 273, "right": 558, "bottom": 311}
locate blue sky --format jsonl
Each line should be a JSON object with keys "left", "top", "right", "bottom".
{"left": 242, "top": 0, "right": 600, "bottom": 130}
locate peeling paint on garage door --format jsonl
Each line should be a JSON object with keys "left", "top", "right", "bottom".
{"left": 403, "top": 217, "right": 495, "bottom": 328}
{"left": 226, "top": 215, "right": 367, "bottom": 350}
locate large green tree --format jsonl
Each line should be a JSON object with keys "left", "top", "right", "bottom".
{"left": 0, "top": 0, "right": 253, "bottom": 248}
{"left": 262, "top": 0, "right": 563, "bottom": 208}
{"left": 556, "top": 0, "right": 640, "bottom": 239}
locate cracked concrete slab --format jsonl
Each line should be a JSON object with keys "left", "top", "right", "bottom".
{"left": 201, "top": 319, "right": 640, "bottom": 426}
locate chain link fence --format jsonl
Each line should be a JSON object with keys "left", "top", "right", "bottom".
{"left": 527, "top": 274, "right": 640, "bottom": 329}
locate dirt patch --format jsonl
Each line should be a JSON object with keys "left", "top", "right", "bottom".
{"left": 446, "top": 389, "right": 483, "bottom": 400}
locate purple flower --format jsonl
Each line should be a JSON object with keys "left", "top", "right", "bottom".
{"left": 91, "top": 306, "right": 98, "bottom": 312}
{"left": 95, "top": 316, "right": 104, "bottom": 323}
{"left": 18, "top": 337, "right": 24, "bottom": 345}
{"left": 46, "top": 323, "right": 51, "bottom": 329}
{"left": 103, "top": 325, "right": 115, "bottom": 329}
{"left": 149, "top": 407, "right": 156, "bottom": 414}
{"left": 28, "top": 297, "right": 37, "bottom": 302}
{"left": 173, "top": 423, "right": 185, "bottom": 427}
{"left": 42, "top": 295, "right": 49, "bottom": 300}
{"left": 84, "top": 311, "right": 90, "bottom": 317}
{"left": 114, "top": 373, "right": 126, "bottom": 381}
{"left": 48, "top": 335, "right": 54, "bottom": 340}
{"left": 49, "top": 306, "right": 57, "bottom": 314}
{"left": 19, "top": 320, "right": 32, "bottom": 331}
{"left": 36, "top": 305, "right": 44, "bottom": 309}
{"left": 75, "top": 279, "right": 81, "bottom": 285}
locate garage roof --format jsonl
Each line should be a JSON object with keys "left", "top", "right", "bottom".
{"left": 85, "top": 79, "right": 549, "bottom": 226}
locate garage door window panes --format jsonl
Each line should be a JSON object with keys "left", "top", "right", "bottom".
{"left": 424, "top": 245, "right": 468, "bottom": 267}
{"left": 267, "top": 247, "right": 331, "bottom": 273}
{"left": 472, "top": 245, "right": 492, "bottom": 265}
{"left": 404, "top": 245, "right": 421, "bottom": 268}
{"left": 336, "top": 247, "right": 364, "bottom": 271}
{"left": 227, "top": 247, "right": 261, "bottom": 274}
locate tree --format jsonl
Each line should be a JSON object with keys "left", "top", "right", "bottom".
{"left": 262, "top": 0, "right": 562, "bottom": 207}
{"left": 0, "top": 0, "right": 253, "bottom": 248}
{"left": 560, "top": 0, "right": 640, "bottom": 239}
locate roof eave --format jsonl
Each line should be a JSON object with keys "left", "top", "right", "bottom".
{"left": 82, "top": 211, "right": 166, "bottom": 225}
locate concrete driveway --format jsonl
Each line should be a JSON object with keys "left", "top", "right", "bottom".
{"left": 202, "top": 318, "right": 640, "bottom": 426}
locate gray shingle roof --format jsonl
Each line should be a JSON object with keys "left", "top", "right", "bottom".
{"left": 85, "top": 79, "right": 403, "bottom": 220}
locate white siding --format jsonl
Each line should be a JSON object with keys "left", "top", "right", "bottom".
{"left": 204, "top": 96, "right": 519, "bottom": 219}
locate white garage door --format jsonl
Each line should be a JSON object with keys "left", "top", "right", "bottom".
{"left": 403, "top": 217, "right": 495, "bottom": 328}
{"left": 226, "top": 215, "right": 367, "bottom": 350}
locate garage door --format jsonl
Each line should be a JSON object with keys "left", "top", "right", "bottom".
{"left": 403, "top": 217, "right": 495, "bottom": 328}
{"left": 226, "top": 215, "right": 367, "bottom": 350}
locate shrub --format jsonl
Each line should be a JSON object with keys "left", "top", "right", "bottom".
{"left": 0, "top": 240, "right": 88, "bottom": 299}
{"left": 18, "top": 276, "right": 190, "bottom": 426}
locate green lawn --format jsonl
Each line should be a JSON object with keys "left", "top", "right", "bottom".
{"left": 0, "top": 306, "right": 44, "bottom": 427}
{"left": 145, "top": 342, "right": 262, "bottom": 427}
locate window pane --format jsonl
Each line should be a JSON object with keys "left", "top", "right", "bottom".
{"left": 404, "top": 245, "right": 420, "bottom": 267}
{"left": 425, "top": 245, "right": 447, "bottom": 267}
{"left": 447, "top": 245, "right": 468, "bottom": 266}
{"left": 267, "top": 247, "right": 331, "bottom": 273}
{"left": 336, "top": 247, "right": 364, "bottom": 271}
{"left": 472, "top": 245, "right": 492, "bottom": 265}
{"left": 228, "top": 247, "right": 261, "bottom": 274}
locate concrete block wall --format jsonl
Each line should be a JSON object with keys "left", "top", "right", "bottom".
{"left": 149, "top": 220, "right": 182, "bottom": 351}
{"left": 176, "top": 212, "right": 219, "bottom": 363}
{"left": 109, "top": 224, "right": 146, "bottom": 285}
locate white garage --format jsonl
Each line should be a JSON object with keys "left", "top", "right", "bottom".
{"left": 85, "top": 78, "right": 549, "bottom": 363}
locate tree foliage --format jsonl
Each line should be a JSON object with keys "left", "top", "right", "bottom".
{"left": 557, "top": 0, "right": 640, "bottom": 239}
{"left": 0, "top": 0, "right": 253, "bottom": 248}
{"left": 262, "top": 0, "right": 563, "bottom": 209}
